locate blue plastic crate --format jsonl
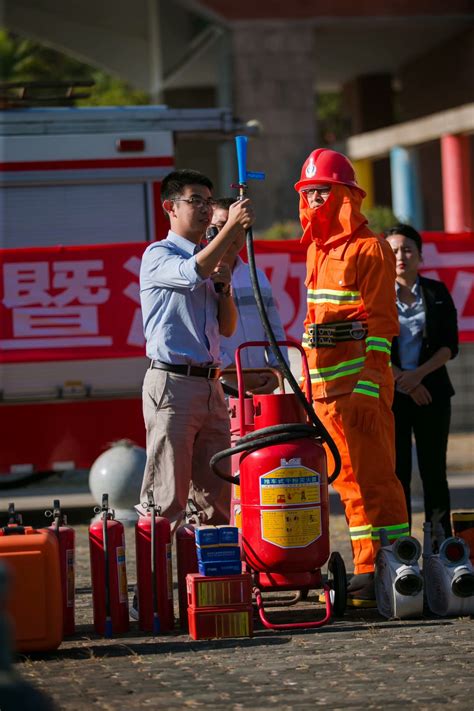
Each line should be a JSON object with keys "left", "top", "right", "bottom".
{"left": 195, "top": 527, "right": 220, "bottom": 546}
{"left": 218, "top": 526, "right": 239, "bottom": 544}
{"left": 198, "top": 560, "right": 243, "bottom": 576}
{"left": 196, "top": 545, "right": 241, "bottom": 562}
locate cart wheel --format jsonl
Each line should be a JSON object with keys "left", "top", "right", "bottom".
{"left": 328, "top": 552, "right": 347, "bottom": 617}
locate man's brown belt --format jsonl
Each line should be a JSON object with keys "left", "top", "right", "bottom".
{"left": 307, "top": 321, "right": 368, "bottom": 348}
{"left": 150, "top": 361, "right": 221, "bottom": 379}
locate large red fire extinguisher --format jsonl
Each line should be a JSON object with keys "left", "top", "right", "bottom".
{"left": 89, "top": 494, "right": 129, "bottom": 637}
{"left": 135, "top": 490, "right": 174, "bottom": 633}
{"left": 211, "top": 341, "right": 345, "bottom": 629}
{"left": 44, "top": 499, "right": 75, "bottom": 636}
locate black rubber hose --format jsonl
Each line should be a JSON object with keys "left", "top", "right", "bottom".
{"left": 245, "top": 227, "right": 341, "bottom": 483}
{"left": 210, "top": 426, "right": 318, "bottom": 484}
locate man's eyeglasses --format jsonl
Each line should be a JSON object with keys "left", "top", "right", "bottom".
{"left": 173, "top": 197, "right": 216, "bottom": 210}
{"left": 301, "top": 186, "right": 332, "bottom": 197}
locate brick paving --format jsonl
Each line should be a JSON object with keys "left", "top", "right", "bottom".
{"left": 9, "top": 509, "right": 474, "bottom": 711}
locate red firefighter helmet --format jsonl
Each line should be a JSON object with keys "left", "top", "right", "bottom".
{"left": 294, "top": 148, "right": 366, "bottom": 196}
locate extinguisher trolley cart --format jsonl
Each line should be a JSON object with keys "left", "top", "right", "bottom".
{"left": 211, "top": 341, "right": 347, "bottom": 631}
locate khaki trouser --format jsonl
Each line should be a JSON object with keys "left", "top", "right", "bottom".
{"left": 139, "top": 368, "right": 231, "bottom": 532}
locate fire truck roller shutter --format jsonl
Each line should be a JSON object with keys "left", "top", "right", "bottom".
{"left": 2, "top": 183, "right": 149, "bottom": 247}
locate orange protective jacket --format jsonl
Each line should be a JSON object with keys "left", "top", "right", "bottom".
{"left": 300, "top": 184, "right": 399, "bottom": 400}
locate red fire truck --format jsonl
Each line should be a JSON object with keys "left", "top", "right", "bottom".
{"left": 0, "top": 105, "right": 251, "bottom": 485}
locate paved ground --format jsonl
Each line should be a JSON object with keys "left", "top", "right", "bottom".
{"left": 2, "top": 433, "right": 473, "bottom": 710}
{"left": 8, "top": 510, "right": 474, "bottom": 711}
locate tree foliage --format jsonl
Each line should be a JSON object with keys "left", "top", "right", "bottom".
{"left": 0, "top": 30, "right": 150, "bottom": 105}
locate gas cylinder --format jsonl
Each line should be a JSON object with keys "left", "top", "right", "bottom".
{"left": 44, "top": 499, "right": 76, "bottom": 636}
{"left": 239, "top": 395, "right": 329, "bottom": 576}
{"left": 89, "top": 494, "right": 129, "bottom": 637}
{"left": 135, "top": 491, "right": 174, "bottom": 633}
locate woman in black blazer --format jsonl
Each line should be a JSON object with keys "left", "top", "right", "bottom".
{"left": 385, "top": 224, "right": 459, "bottom": 538}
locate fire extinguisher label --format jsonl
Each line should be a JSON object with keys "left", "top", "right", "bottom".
{"left": 166, "top": 543, "right": 173, "bottom": 600}
{"left": 259, "top": 466, "right": 320, "bottom": 506}
{"left": 261, "top": 507, "right": 321, "bottom": 548}
{"left": 116, "top": 546, "right": 128, "bottom": 604}
{"left": 66, "top": 548, "right": 75, "bottom": 607}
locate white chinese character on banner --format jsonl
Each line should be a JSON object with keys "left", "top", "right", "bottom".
{"left": 52, "top": 261, "right": 110, "bottom": 306}
{"left": 122, "top": 255, "right": 145, "bottom": 348}
{"left": 3, "top": 262, "right": 53, "bottom": 307}
{"left": 2, "top": 260, "right": 112, "bottom": 350}
{"left": 256, "top": 254, "right": 307, "bottom": 342}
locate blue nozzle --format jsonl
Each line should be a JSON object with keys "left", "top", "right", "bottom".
{"left": 235, "top": 136, "right": 248, "bottom": 184}
{"left": 153, "top": 614, "right": 161, "bottom": 635}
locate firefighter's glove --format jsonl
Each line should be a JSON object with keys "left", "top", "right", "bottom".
{"left": 349, "top": 380, "right": 380, "bottom": 435}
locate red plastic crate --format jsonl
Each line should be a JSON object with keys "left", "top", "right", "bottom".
{"left": 188, "top": 604, "right": 253, "bottom": 640}
{"left": 186, "top": 573, "right": 252, "bottom": 608}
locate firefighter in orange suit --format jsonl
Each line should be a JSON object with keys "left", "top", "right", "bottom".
{"left": 295, "top": 148, "right": 409, "bottom": 606}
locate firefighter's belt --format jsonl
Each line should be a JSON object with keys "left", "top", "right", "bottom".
{"left": 307, "top": 321, "right": 368, "bottom": 348}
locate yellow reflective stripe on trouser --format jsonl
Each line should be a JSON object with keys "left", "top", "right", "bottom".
{"left": 307, "top": 288, "right": 361, "bottom": 304}
{"left": 310, "top": 357, "right": 365, "bottom": 383}
{"left": 371, "top": 523, "right": 410, "bottom": 540}
{"left": 349, "top": 525, "right": 372, "bottom": 541}
{"left": 350, "top": 523, "right": 410, "bottom": 541}
{"left": 353, "top": 380, "right": 380, "bottom": 398}
{"left": 366, "top": 336, "right": 391, "bottom": 356}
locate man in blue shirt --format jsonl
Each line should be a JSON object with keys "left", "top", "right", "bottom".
{"left": 138, "top": 170, "right": 254, "bottom": 529}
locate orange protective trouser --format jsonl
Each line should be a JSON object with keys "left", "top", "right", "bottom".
{"left": 315, "top": 384, "right": 409, "bottom": 575}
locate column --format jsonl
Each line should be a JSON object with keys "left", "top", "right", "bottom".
{"left": 232, "top": 21, "right": 316, "bottom": 229}
{"left": 353, "top": 159, "right": 375, "bottom": 210}
{"left": 216, "top": 29, "right": 235, "bottom": 197}
{"left": 441, "top": 134, "right": 472, "bottom": 232}
{"left": 390, "top": 146, "right": 423, "bottom": 229}
{"left": 148, "top": 0, "right": 164, "bottom": 103}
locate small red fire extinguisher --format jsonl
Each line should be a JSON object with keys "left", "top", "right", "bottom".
{"left": 176, "top": 500, "right": 200, "bottom": 630}
{"left": 89, "top": 494, "right": 129, "bottom": 637}
{"left": 44, "top": 499, "right": 75, "bottom": 636}
{"left": 135, "top": 490, "right": 174, "bottom": 633}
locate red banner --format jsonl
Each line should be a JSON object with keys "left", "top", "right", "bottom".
{"left": 1, "top": 233, "right": 473, "bottom": 363}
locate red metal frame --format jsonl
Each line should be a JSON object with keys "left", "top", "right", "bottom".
{"left": 254, "top": 584, "right": 332, "bottom": 630}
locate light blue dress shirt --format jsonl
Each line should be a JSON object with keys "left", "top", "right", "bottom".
{"left": 396, "top": 278, "right": 425, "bottom": 370}
{"left": 140, "top": 231, "right": 220, "bottom": 366}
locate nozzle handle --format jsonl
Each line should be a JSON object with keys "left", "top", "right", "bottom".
{"left": 235, "top": 135, "right": 248, "bottom": 185}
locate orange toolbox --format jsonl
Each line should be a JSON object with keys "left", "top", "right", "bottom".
{"left": 186, "top": 572, "right": 252, "bottom": 608}
{"left": 188, "top": 604, "right": 253, "bottom": 640}
{"left": 0, "top": 513, "right": 63, "bottom": 652}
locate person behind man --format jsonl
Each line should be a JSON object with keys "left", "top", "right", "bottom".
{"left": 209, "top": 197, "right": 288, "bottom": 394}
{"left": 137, "top": 170, "right": 254, "bottom": 530}
{"left": 385, "top": 224, "right": 458, "bottom": 539}
{"left": 295, "top": 148, "right": 409, "bottom": 606}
